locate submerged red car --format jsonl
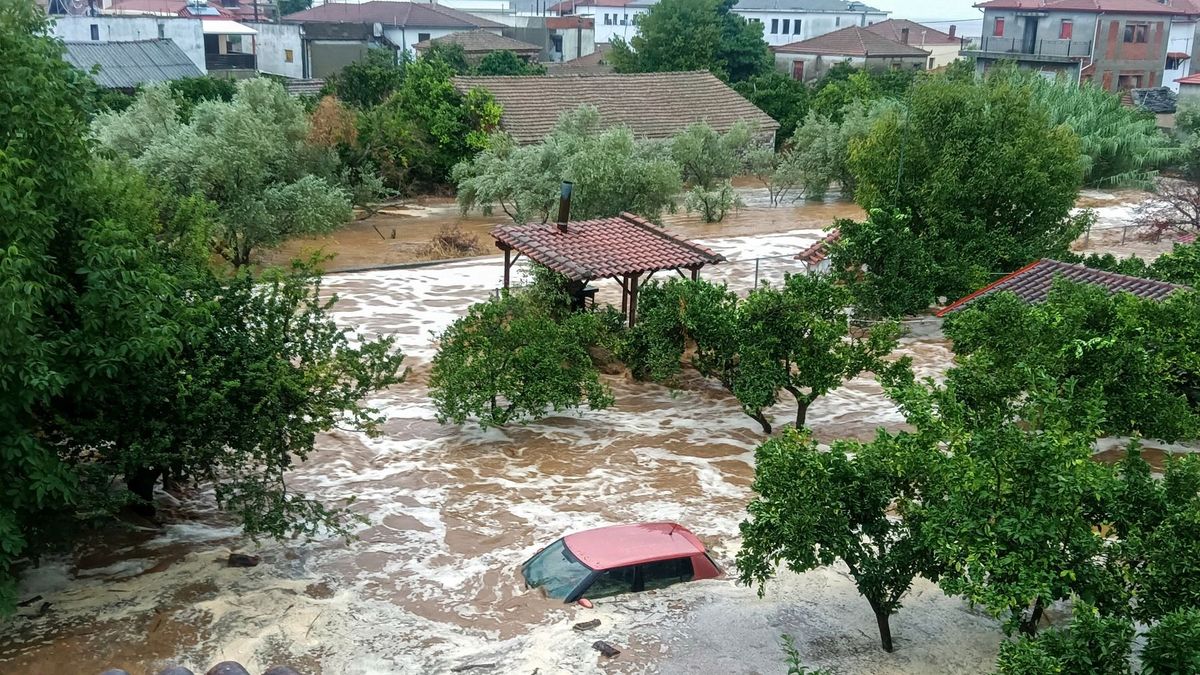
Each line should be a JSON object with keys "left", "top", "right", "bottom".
{"left": 521, "top": 522, "right": 722, "bottom": 604}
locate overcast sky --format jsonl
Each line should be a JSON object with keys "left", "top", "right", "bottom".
{"left": 868, "top": 0, "right": 982, "bottom": 22}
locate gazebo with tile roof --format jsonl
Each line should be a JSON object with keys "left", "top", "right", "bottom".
{"left": 491, "top": 205, "right": 725, "bottom": 326}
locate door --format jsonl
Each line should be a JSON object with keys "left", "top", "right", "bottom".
{"left": 1022, "top": 17, "right": 1038, "bottom": 54}
{"left": 792, "top": 59, "right": 805, "bottom": 81}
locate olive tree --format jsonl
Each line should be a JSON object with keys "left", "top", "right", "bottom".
{"left": 739, "top": 428, "right": 934, "bottom": 652}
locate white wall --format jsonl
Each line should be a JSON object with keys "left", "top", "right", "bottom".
{"left": 736, "top": 10, "right": 887, "bottom": 47}
{"left": 382, "top": 26, "right": 502, "bottom": 54}
{"left": 51, "top": 15, "right": 207, "bottom": 72}
{"left": 1165, "top": 20, "right": 1198, "bottom": 92}
{"left": 585, "top": 6, "right": 647, "bottom": 44}
{"left": 245, "top": 21, "right": 304, "bottom": 78}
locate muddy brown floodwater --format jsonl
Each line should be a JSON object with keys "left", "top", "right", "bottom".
{"left": 2, "top": 187, "right": 1194, "bottom": 675}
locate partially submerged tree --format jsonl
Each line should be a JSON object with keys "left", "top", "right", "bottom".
{"left": 453, "top": 105, "right": 681, "bottom": 223}
{"left": 738, "top": 429, "right": 934, "bottom": 652}
{"left": 671, "top": 121, "right": 755, "bottom": 222}
{"left": 430, "top": 291, "right": 615, "bottom": 428}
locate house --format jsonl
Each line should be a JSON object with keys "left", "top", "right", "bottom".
{"left": 1178, "top": 71, "right": 1200, "bottom": 95}
{"left": 451, "top": 71, "right": 780, "bottom": 143}
{"left": 412, "top": 28, "right": 543, "bottom": 62}
{"left": 63, "top": 39, "right": 204, "bottom": 90}
{"left": 733, "top": 0, "right": 888, "bottom": 48}
{"left": 794, "top": 229, "right": 840, "bottom": 275}
{"left": 963, "top": 0, "right": 1189, "bottom": 92}
{"left": 772, "top": 25, "right": 929, "bottom": 82}
{"left": 549, "top": 0, "right": 656, "bottom": 45}
{"left": 283, "top": 1, "right": 505, "bottom": 77}
{"left": 937, "top": 258, "right": 1186, "bottom": 316}
{"left": 865, "top": 18, "right": 963, "bottom": 69}
{"left": 1165, "top": 0, "right": 1200, "bottom": 91}
{"left": 545, "top": 15, "right": 597, "bottom": 61}
{"left": 545, "top": 41, "right": 612, "bottom": 72}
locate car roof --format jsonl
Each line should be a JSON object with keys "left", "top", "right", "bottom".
{"left": 563, "top": 522, "right": 707, "bottom": 570}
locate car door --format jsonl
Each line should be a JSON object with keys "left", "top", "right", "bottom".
{"left": 639, "top": 556, "right": 695, "bottom": 592}
{"left": 582, "top": 564, "right": 638, "bottom": 599}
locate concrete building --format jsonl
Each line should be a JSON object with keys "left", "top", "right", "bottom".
{"left": 733, "top": 0, "right": 887, "bottom": 48}
{"left": 1164, "top": 0, "right": 1200, "bottom": 92}
{"left": 411, "top": 28, "right": 542, "bottom": 62}
{"left": 964, "top": 0, "right": 1189, "bottom": 92}
{"left": 52, "top": 15, "right": 208, "bottom": 71}
{"left": 865, "top": 18, "right": 963, "bottom": 70}
{"left": 773, "top": 24, "right": 928, "bottom": 82}
{"left": 548, "top": 0, "right": 654, "bottom": 45}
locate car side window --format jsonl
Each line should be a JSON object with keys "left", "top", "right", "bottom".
{"left": 584, "top": 565, "right": 638, "bottom": 598}
{"left": 641, "top": 556, "right": 694, "bottom": 591}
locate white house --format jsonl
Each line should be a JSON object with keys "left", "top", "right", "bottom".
{"left": 548, "top": 0, "right": 655, "bottom": 45}
{"left": 732, "top": 0, "right": 887, "bottom": 48}
{"left": 1165, "top": 0, "right": 1200, "bottom": 92}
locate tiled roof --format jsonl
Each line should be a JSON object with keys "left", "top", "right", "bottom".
{"left": 774, "top": 26, "right": 930, "bottom": 57}
{"left": 63, "top": 39, "right": 203, "bottom": 89}
{"left": 795, "top": 229, "right": 840, "bottom": 265}
{"left": 975, "top": 0, "right": 1188, "bottom": 15}
{"left": 1167, "top": 51, "right": 1192, "bottom": 59}
{"left": 413, "top": 29, "right": 542, "bottom": 54}
{"left": 1177, "top": 72, "right": 1200, "bottom": 84}
{"left": 549, "top": 0, "right": 638, "bottom": 11}
{"left": 546, "top": 15, "right": 595, "bottom": 29}
{"left": 283, "top": 2, "right": 504, "bottom": 29}
{"left": 283, "top": 78, "right": 325, "bottom": 97}
{"left": 937, "top": 259, "right": 1186, "bottom": 316}
{"left": 865, "top": 19, "right": 961, "bottom": 46}
{"left": 491, "top": 213, "right": 726, "bottom": 281}
{"left": 1131, "top": 87, "right": 1177, "bottom": 114}
{"left": 453, "top": 71, "right": 778, "bottom": 144}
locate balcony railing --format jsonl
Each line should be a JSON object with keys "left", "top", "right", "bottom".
{"left": 968, "top": 36, "right": 1093, "bottom": 59}
{"left": 205, "top": 52, "right": 256, "bottom": 70}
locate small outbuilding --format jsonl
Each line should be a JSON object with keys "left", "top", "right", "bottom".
{"left": 772, "top": 25, "right": 930, "bottom": 82}
{"left": 412, "top": 29, "right": 542, "bottom": 63}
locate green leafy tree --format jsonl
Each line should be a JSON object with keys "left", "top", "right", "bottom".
{"left": 995, "top": 604, "right": 1134, "bottom": 675}
{"left": 453, "top": 105, "right": 681, "bottom": 223}
{"left": 609, "top": 0, "right": 769, "bottom": 82}
{"left": 739, "top": 428, "right": 934, "bottom": 652}
{"left": 671, "top": 121, "right": 757, "bottom": 222}
{"left": 626, "top": 275, "right": 901, "bottom": 433}
{"left": 475, "top": 49, "right": 546, "bottom": 76}
{"left": 277, "top": 0, "right": 311, "bottom": 16}
{"left": 1123, "top": 453, "right": 1200, "bottom": 622}
{"left": 684, "top": 181, "right": 742, "bottom": 222}
{"left": 423, "top": 42, "right": 471, "bottom": 74}
{"left": 842, "top": 72, "right": 1086, "bottom": 315}
{"left": 325, "top": 48, "right": 407, "bottom": 109}
{"left": 942, "top": 282, "right": 1200, "bottom": 442}
{"left": 98, "top": 78, "right": 353, "bottom": 267}
{"left": 732, "top": 71, "right": 809, "bottom": 144}
{"left": 832, "top": 209, "right": 940, "bottom": 317}
{"left": 166, "top": 75, "right": 237, "bottom": 120}
{"left": 430, "top": 291, "right": 614, "bottom": 428}
{"left": 91, "top": 83, "right": 181, "bottom": 158}
{"left": 1142, "top": 608, "right": 1200, "bottom": 674}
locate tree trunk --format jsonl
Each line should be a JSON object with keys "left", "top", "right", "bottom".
{"left": 748, "top": 410, "right": 772, "bottom": 434}
{"left": 1019, "top": 597, "right": 1045, "bottom": 637}
{"left": 794, "top": 398, "right": 811, "bottom": 429}
{"left": 125, "top": 468, "right": 161, "bottom": 518}
{"left": 872, "top": 604, "right": 895, "bottom": 652}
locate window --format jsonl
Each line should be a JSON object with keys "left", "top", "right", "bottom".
{"left": 794, "top": 18, "right": 801, "bottom": 34}
{"left": 604, "top": 13, "right": 611, "bottom": 25}
{"left": 585, "top": 565, "right": 638, "bottom": 598}
{"left": 90, "top": 23, "right": 99, "bottom": 40}
{"left": 418, "top": 32, "right": 431, "bottom": 42}
{"left": 157, "top": 22, "right": 165, "bottom": 39}
{"left": 551, "top": 34, "right": 563, "bottom": 53}
{"left": 929, "top": 56, "right": 936, "bottom": 69}
{"left": 781, "top": 19, "right": 790, "bottom": 34}
{"left": 835, "top": 16, "right": 840, "bottom": 27}
{"left": 1124, "top": 22, "right": 1149, "bottom": 43}
{"left": 1059, "top": 19, "right": 1072, "bottom": 39}
{"left": 771, "top": 18, "right": 778, "bottom": 34}
{"left": 284, "top": 48, "right": 294, "bottom": 63}
{"left": 1168, "top": 54, "right": 1187, "bottom": 69}
{"left": 620, "top": 13, "right": 627, "bottom": 25}
{"left": 993, "top": 18, "right": 1005, "bottom": 37}
{"left": 641, "top": 557, "right": 694, "bottom": 591}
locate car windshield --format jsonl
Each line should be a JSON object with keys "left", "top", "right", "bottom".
{"left": 522, "top": 539, "right": 593, "bottom": 600}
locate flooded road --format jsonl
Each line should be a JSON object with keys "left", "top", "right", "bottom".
{"left": 1, "top": 188, "right": 1185, "bottom": 675}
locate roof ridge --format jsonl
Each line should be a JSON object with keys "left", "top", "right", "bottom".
{"left": 935, "top": 259, "right": 1047, "bottom": 317}
{"left": 618, "top": 212, "right": 726, "bottom": 263}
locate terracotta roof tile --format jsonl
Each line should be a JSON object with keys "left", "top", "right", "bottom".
{"left": 491, "top": 212, "right": 725, "bottom": 280}
{"left": 283, "top": 2, "right": 504, "bottom": 29}
{"left": 413, "top": 29, "right": 542, "bottom": 54}
{"left": 774, "top": 25, "right": 930, "bottom": 57}
{"left": 975, "top": 0, "right": 1188, "bottom": 14}
{"left": 864, "top": 19, "right": 962, "bottom": 46}
{"left": 937, "top": 259, "right": 1186, "bottom": 316}
{"left": 453, "top": 71, "right": 778, "bottom": 143}
{"left": 545, "top": 15, "right": 595, "bottom": 29}
{"left": 795, "top": 229, "right": 840, "bottom": 264}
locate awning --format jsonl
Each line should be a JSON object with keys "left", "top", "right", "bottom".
{"left": 1168, "top": 51, "right": 1191, "bottom": 60}
{"left": 202, "top": 20, "right": 257, "bottom": 36}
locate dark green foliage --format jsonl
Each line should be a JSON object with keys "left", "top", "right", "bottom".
{"left": 1076, "top": 242, "right": 1200, "bottom": 288}
{"left": 831, "top": 209, "right": 939, "bottom": 317}
{"left": 326, "top": 49, "right": 407, "bottom": 109}
{"left": 810, "top": 65, "right": 915, "bottom": 122}
{"left": 995, "top": 604, "right": 1134, "bottom": 674}
{"left": 1123, "top": 453, "right": 1200, "bottom": 622}
{"left": 625, "top": 275, "right": 901, "bottom": 433}
{"left": 609, "top": 0, "right": 770, "bottom": 82}
{"left": 840, "top": 72, "right": 1085, "bottom": 316}
{"left": 277, "top": 0, "right": 311, "bottom": 16}
{"left": 739, "top": 429, "right": 933, "bottom": 652}
{"left": 1142, "top": 609, "right": 1200, "bottom": 674}
{"left": 732, "top": 71, "right": 809, "bottom": 144}
{"left": 943, "top": 281, "right": 1200, "bottom": 442}
{"left": 423, "top": 42, "right": 471, "bottom": 75}
{"left": 167, "top": 75, "right": 237, "bottom": 120}
{"left": 430, "top": 291, "right": 615, "bottom": 428}
{"left": 475, "top": 50, "right": 546, "bottom": 76}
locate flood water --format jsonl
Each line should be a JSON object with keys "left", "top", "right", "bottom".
{"left": 1, "top": 188, "right": 1187, "bottom": 675}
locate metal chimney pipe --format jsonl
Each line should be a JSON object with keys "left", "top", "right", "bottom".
{"left": 556, "top": 181, "right": 573, "bottom": 232}
{"left": 949, "top": 24, "right": 956, "bottom": 38}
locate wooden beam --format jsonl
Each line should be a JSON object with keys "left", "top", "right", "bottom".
{"left": 620, "top": 275, "right": 629, "bottom": 316}
{"left": 503, "top": 248, "right": 512, "bottom": 289}
{"left": 691, "top": 266, "right": 699, "bottom": 282}
{"left": 628, "top": 273, "right": 641, "bottom": 327}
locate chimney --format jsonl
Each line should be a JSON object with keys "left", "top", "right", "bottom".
{"left": 900, "top": 27, "right": 910, "bottom": 44}
{"left": 556, "top": 181, "right": 573, "bottom": 232}
{"left": 949, "top": 24, "right": 956, "bottom": 38}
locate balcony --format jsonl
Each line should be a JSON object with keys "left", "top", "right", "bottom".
{"left": 963, "top": 36, "right": 1093, "bottom": 62}
{"left": 205, "top": 52, "right": 256, "bottom": 70}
